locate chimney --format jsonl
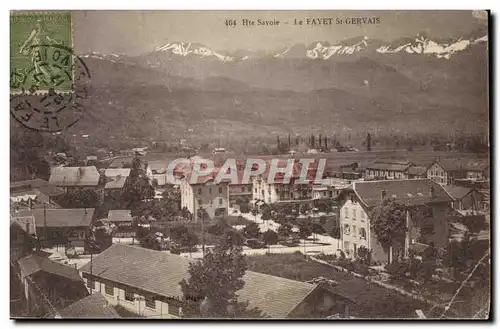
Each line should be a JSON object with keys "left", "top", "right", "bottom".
{"left": 381, "top": 189, "right": 387, "bottom": 200}
{"left": 429, "top": 184, "right": 435, "bottom": 199}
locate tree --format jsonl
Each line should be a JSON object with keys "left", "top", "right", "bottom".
{"left": 58, "top": 188, "right": 101, "bottom": 208}
{"left": 366, "top": 133, "right": 372, "bottom": 151}
{"left": 179, "top": 243, "right": 264, "bottom": 318}
{"left": 370, "top": 198, "right": 408, "bottom": 263}
{"left": 278, "top": 223, "right": 292, "bottom": 241}
{"left": 261, "top": 209, "right": 271, "bottom": 226}
{"left": 220, "top": 228, "right": 245, "bottom": 251}
{"left": 139, "top": 233, "right": 161, "bottom": 251}
{"left": 357, "top": 246, "right": 371, "bottom": 265}
{"left": 124, "top": 175, "right": 154, "bottom": 215}
{"left": 297, "top": 221, "right": 313, "bottom": 254}
{"left": 262, "top": 230, "right": 278, "bottom": 253}
{"left": 251, "top": 209, "right": 258, "bottom": 221}
{"left": 242, "top": 222, "right": 261, "bottom": 240}
{"left": 311, "top": 222, "right": 326, "bottom": 241}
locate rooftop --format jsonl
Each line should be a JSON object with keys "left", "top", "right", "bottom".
{"left": 443, "top": 185, "right": 474, "bottom": 200}
{"left": 12, "top": 208, "right": 95, "bottom": 228}
{"left": 79, "top": 244, "right": 319, "bottom": 318}
{"left": 104, "top": 175, "right": 128, "bottom": 189}
{"left": 408, "top": 166, "right": 428, "bottom": 176}
{"left": 435, "top": 159, "right": 489, "bottom": 172}
{"left": 49, "top": 166, "right": 100, "bottom": 187}
{"left": 18, "top": 254, "right": 83, "bottom": 282}
{"left": 104, "top": 168, "right": 131, "bottom": 177}
{"left": 108, "top": 210, "right": 133, "bottom": 223}
{"left": 365, "top": 160, "right": 411, "bottom": 172}
{"left": 57, "top": 293, "right": 121, "bottom": 319}
{"left": 346, "top": 179, "right": 453, "bottom": 208}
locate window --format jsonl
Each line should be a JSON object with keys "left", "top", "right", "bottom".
{"left": 344, "top": 208, "right": 348, "bottom": 218}
{"left": 343, "top": 224, "right": 350, "bottom": 235}
{"left": 352, "top": 225, "right": 357, "bottom": 237}
{"left": 254, "top": 188, "right": 257, "bottom": 193}
{"left": 169, "top": 303, "right": 181, "bottom": 316}
{"left": 360, "top": 211, "right": 365, "bottom": 219}
{"left": 94, "top": 281, "right": 99, "bottom": 290}
{"left": 105, "top": 284, "right": 114, "bottom": 296}
{"left": 353, "top": 243, "right": 357, "bottom": 255}
{"left": 219, "top": 187, "right": 223, "bottom": 194}
{"left": 360, "top": 228, "right": 367, "bottom": 240}
{"left": 125, "top": 290, "right": 134, "bottom": 302}
{"left": 145, "top": 296, "right": 156, "bottom": 309}
{"left": 344, "top": 241, "right": 350, "bottom": 250}
{"left": 241, "top": 187, "right": 245, "bottom": 192}
{"left": 198, "top": 188, "right": 202, "bottom": 195}
{"left": 219, "top": 198, "right": 223, "bottom": 205}
{"left": 352, "top": 209, "right": 356, "bottom": 220}
{"left": 323, "top": 191, "right": 327, "bottom": 197}
{"left": 86, "top": 278, "right": 93, "bottom": 289}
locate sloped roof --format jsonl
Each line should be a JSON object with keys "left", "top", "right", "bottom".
{"left": 12, "top": 208, "right": 95, "bottom": 228}
{"left": 108, "top": 157, "right": 134, "bottom": 169}
{"left": 105, "top": 168, "right": 131, "bottom": 178}
{"left": 58, "top": 293, "right": 121, "bottom": 318}
{"left": 18, "top": 254, "right": 83, "bottom": 282}
{"left": 10, "top": 179, "right": 65, "bottom": 196}
{"left": 79, "top": 244, "right": 318, "bottom": 318}
{"left": 104, "top": 175, "right": 128, "bottom": 189}
{"left": 365, "top": 161, "right": 411, "bottom": 172}
{"left": 108, "top": 210, "right": 133, "bottom": 223}
{"left": 349, "top": 179, "right": 453, "bottom": 208}
{"left": 443, "top": 185, "right": 474, "bottom": 200}
{"left": 408, "top": 166, "right": 428, "bottom": 176}
{"left": 49, "top": 166, "right": 100, "bottom": 187}
{"left": 11, "top": 178, "right": 50, "bottom": 190}
{"left": 147, "top": 160, "right": 169, "bottom": 173}
{"left": 11, "top": 216, "right": 37, "bottom": 235}
{"left": 435, "top": 159, "right": 489, "bottom": 172}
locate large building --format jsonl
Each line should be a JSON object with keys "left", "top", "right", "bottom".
{"left": 364, "top": 159, "right": 412, "bottom": 180}
{"left": 104, "top": 168, "right": 131, "bottom": 199}
{"left": 17, "top": 254, "right": 88, "bottom": 317}
{"left": 427, "top": 159, "right": 489, "bottom": 186}
{"left": 251, "top": 160, "right": 317, "bottom": 208}
{"left": 79, "top": 244, "right": 356, "bottom": 319}
{"left": 11, "top": 208, "right": 95, "bottom": 249}
{"left": 10, "top": 179, "right": 64, "bottom": 211}
{"left": 49, "top": 166, "right": 102, "bottom": 197}
{"left": 180, "top": 171, "right": 230, "bottom": 221}
{"left": 336, "top": 179, "right": 453, "bottom": 263}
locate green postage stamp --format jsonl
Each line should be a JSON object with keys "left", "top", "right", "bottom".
{"left": 10, "top": 12, "right": 73, "bottom": 93}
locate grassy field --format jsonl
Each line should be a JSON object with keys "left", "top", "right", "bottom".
{"left": 142, "top": 149, "right": 487, "bottom": 168}
{"left": 246, "top": 253, "right": 428, "bottom": 319}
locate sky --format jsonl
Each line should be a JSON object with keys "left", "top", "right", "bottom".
{"left": 73, "top": 10, "right": 488, "bottom": 55}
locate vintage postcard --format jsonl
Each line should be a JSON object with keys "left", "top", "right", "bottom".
{"left": 10, "top": 10, "right": 490, "bottom": 320}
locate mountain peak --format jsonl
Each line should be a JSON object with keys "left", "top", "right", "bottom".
{"left": 154, "top": 42, "right": 234, "bottom": 62}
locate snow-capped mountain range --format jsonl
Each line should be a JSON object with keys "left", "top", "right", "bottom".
{"left": 148, "top": 33, "right": 487, "bottom": 62}
{"left": 154, "top": 42, "right": 235, "bottom": 62}
{"left": 376, "top": 34, "right": 487, "bottom": 60}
